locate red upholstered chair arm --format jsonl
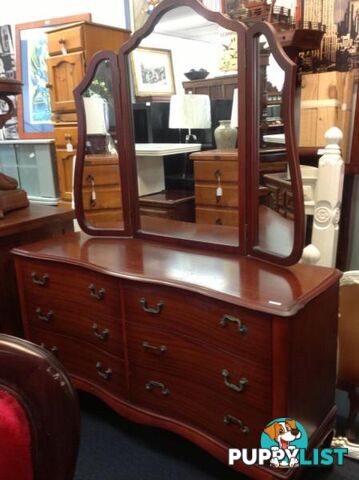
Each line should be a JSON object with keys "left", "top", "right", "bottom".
{"left": 0, "top": 388, "right": 33, "bottom": 480}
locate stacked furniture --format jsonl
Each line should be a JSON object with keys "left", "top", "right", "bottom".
{"left": 46, "top": 21, "right": 130, "bottom": 205}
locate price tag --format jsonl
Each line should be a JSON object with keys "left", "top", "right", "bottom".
{"left": 216, "top": 186, "right": 223, "bottom": 197}
{"left": 66, "top": 142, "right": 74, "bottom": 152}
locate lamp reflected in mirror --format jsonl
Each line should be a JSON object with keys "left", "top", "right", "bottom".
{"left": 169, "top": 93, "right": 211, "bottom": 143}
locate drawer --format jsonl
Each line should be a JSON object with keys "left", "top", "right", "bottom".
{"left": 83, "top": 163, "right": 120, "bottom": 187}
{"left": 127, "top": 324, "right": 271, "bottom": 412}
{"left": 194, "top": 161, "right": 238, "bottom": 182}
{"left": 123, "top": 283, "right": 271, "bottom": 364}
{"left": 82, "top": 186, "right": 122, "bottom": 211}
{"left": 30, "top": 328, "right": 126, "bottom": 398}
{"left": 196, "top": 206, "right": 238, "bottom": 226}
{"left": 54, "top": 124, "right": 78, "bottom": 148}
{"left": 195, "top": 184, "right": 238, "bottom": 208}
{"left": 25, "top": 297, "right": 123, "bottom": 357}
{"left": 130, "top": 366, "right": 268, "bottom": 448}
{"left": 53, "top": 112, "right": 78, "bottom": 123}
{"left": 19, "top": 259, "right": 121, "bottom": 319}
{"left": 84, "top": 210, "right": 124, "bottom": 229}
{"left": 47, "top": 25, "right": 84, "bottom": 56}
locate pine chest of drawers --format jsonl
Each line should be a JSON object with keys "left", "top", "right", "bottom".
{"left": 12, "top": 232, "right": 340, "bottom": 479}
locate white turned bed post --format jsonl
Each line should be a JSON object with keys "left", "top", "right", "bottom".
{"left": 301, "top": 127, "right": 345, "bottom": 267}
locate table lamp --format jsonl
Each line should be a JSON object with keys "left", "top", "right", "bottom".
{"left": 169, "top": 93, "right": 211, "bottom": 143}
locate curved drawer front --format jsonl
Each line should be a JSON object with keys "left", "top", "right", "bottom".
{"left": 26, "top": 298, "right": 123, "bottom": 357}
{"left": 128, "top": 324, "right": 271, "bottom": 413}
{"left": 130, "top": 366, "right": 268, "bottom": 449}
{"left": 19, "top": 259, "right": 121, "bottom": 318}
{"left": 124, "top": 283, "right": 271, "bottom": 364}
{"left": 30, "top": 327, "right": 126, "bottom": 397}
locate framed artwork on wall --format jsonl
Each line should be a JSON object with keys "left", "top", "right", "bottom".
{"left": 15, "top": 13, "right": 91, "bottom": 139}
{"left": 131, "top": 47, "right": 176, "bottom": 98}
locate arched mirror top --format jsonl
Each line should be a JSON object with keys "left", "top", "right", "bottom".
{"left": 73, "top": 0, "right": 304, "bottom": 267}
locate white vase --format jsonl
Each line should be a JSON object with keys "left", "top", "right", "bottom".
{"left": 214, "top": 120, "right": 237, "bottom": 149}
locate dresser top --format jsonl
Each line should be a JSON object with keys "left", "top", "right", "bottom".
{"left": 12, "top": 232, "right": 341, "bottom": 317}
{"left": 0, "top": 205, "right": 75, "bottom": 238}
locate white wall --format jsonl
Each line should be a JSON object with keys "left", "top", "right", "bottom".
{"left": 5, "top": 0, "right": 128, "bottom": 32}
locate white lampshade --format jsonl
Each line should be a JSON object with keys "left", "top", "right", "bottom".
{"left": 230, "top": 88, "right": 238, "bottom": 128}
{"left": 83, "top": 97, "right": 108, "bottom": 135}
{"left": 169, "top": 94, "right": 211, "bottom": 129}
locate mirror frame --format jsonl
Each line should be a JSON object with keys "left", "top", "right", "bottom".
{"left": 118, "top": 0, "right": 248, "bottom": 254}
{"left": 246, "top": 22, "right": 305, "bottom": 266}
{"left": 73, "top": 50, "right": 133, "bottom": 236}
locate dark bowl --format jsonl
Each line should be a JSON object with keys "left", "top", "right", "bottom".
{"left": 184, "top": 70, "right": 209, "bottom": 81}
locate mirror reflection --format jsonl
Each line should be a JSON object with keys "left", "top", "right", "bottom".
{"left": 129, "top": 6, "right": 239, "bottom": 247}
{"left": 81, "top": 60, "right": 123, "bottom": 229}
{"left": 256, "top": 34, "right": 294, "bottom": 257}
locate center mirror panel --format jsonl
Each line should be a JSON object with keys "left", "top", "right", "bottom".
{"left": 125, "top": 5, "right": 244, "bottom": 248}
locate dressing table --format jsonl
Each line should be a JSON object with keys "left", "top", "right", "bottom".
{"left": 12, "top": 1, "right": 340, "bottom": 479}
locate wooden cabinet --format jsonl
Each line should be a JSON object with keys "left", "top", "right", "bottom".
{"left": 13, "top": 232, "right": 340, "bottom": 479}
{"left": 139, "top": 191, "right": 195, "bottom": 222}
{"left": 46, "top": 22, "right": 130, "bottom": 206}
{"left": 82, "top": 154, "right": 123, "bottom": 229}
{"left": 0, "top": 205, "right": 74, "bottom": 336}
{"left": 183, "top": 74, "right": 237, "bottom": 100}
{"left": 190, "top": 149, "right": 287, "bottom": 226}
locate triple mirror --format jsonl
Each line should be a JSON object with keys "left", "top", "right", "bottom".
{"left": 74, "top": 0, "right": 304, "bottom": 265}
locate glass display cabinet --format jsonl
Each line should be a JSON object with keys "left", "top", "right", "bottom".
{"left": 12, "top": 2, "right": 341, "bottom": 479}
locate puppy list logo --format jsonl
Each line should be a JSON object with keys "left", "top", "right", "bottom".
{"left": 228, "top": 418, "right": 348, "bottom": 468}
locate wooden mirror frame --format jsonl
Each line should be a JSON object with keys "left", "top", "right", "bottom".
{"left": 118, "top": 0, "right": 248, "bottom": 254}
{"left": 246, "top": 22, "right": 305, "bottom": 266}
{"left": 73, "top": 50, "right": 133, "bottom": 236}
{"left": 73, "top": 0, "right": 305, "bottom": 265}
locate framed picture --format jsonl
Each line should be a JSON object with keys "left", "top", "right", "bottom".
{"left": 15, "top": 13, "right": 91, "bottom": 139}
{"left": 131, "top": 47, "right": 176, "bottom": 98}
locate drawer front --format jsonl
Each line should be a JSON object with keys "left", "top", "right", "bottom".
{"left": 30, "top": 328, "right": 126, "bottom": 397}
{"left": 82, "top": 187, "right": 122, "bottom": 210}
{"left": 127, "top": 324, "right": 271, "bottom": 412}
{"left": 83, "top": 163, "right": 120, "bottom": 187}
{"left": 54, "top": 124, "right": 78, "bottom": 148}
{"left": 196, "top": 206, "right": 238, "bottom": 226}
{"left": 53, "top": 112, "right": 78, "bottom": 123}
{"left": 19, "top": 259, "right": 121, "bottom": 319}
{"left": 194, "top": 161, "right": 238, "bottom": 182}
{"left": 83, "top": 210, "right": 124, "bottom": 229}
{"left": 123, "top": 283, "right": 271, "bottom": 364}
{"left": 195, "top": 183, "right": 238, "bottom": 208}
{"left": 25, "top": 297, "right": 123, "bottom": 357}
{"left": 48, "top": 25, "right": 84, "bottom": 56}
{"left": 130, "top": 366, "right": 268, "bottom": 448}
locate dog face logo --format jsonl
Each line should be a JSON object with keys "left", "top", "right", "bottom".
{"left": 261, "top": 418, "right": 308, "bottom": 468}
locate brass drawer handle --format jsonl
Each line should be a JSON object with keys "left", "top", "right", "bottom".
{"left": 36, "top": 307, "right": 54, "bottom": 322}
{"left": 224, "top": 414, "right": 249, "bottom": 434}
{"left": 222, "top": 369, "right": 248, "bottom": 393}
{"left": 143, "top": 341, "right": 167, "bottom": 353}
{"left": 92, "top": 323, "right": 109, "bottom": 341}
{"left": 40, "top": 343, "right": 58, "bottom": 356}
{"left": 139, "top": 297, "right": 164, "bottom": 314}
{"left": 145, "top": 380, "right": 170, "bottom": 396}
{"left": 31, "top": 272, "right": 49, "bottom": 286}
{"left": 96, "top": 362, "right": 112, "bottom": 380}
{"left": 220, "top": 315, "right": 247, "bottom": 334}
{"left": 88, "top": 283, "right": 106, "bottom": 300}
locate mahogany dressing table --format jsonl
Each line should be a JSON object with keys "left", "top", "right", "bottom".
{"left": 12, "top": 1, "right": 341, "bottom": 478}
